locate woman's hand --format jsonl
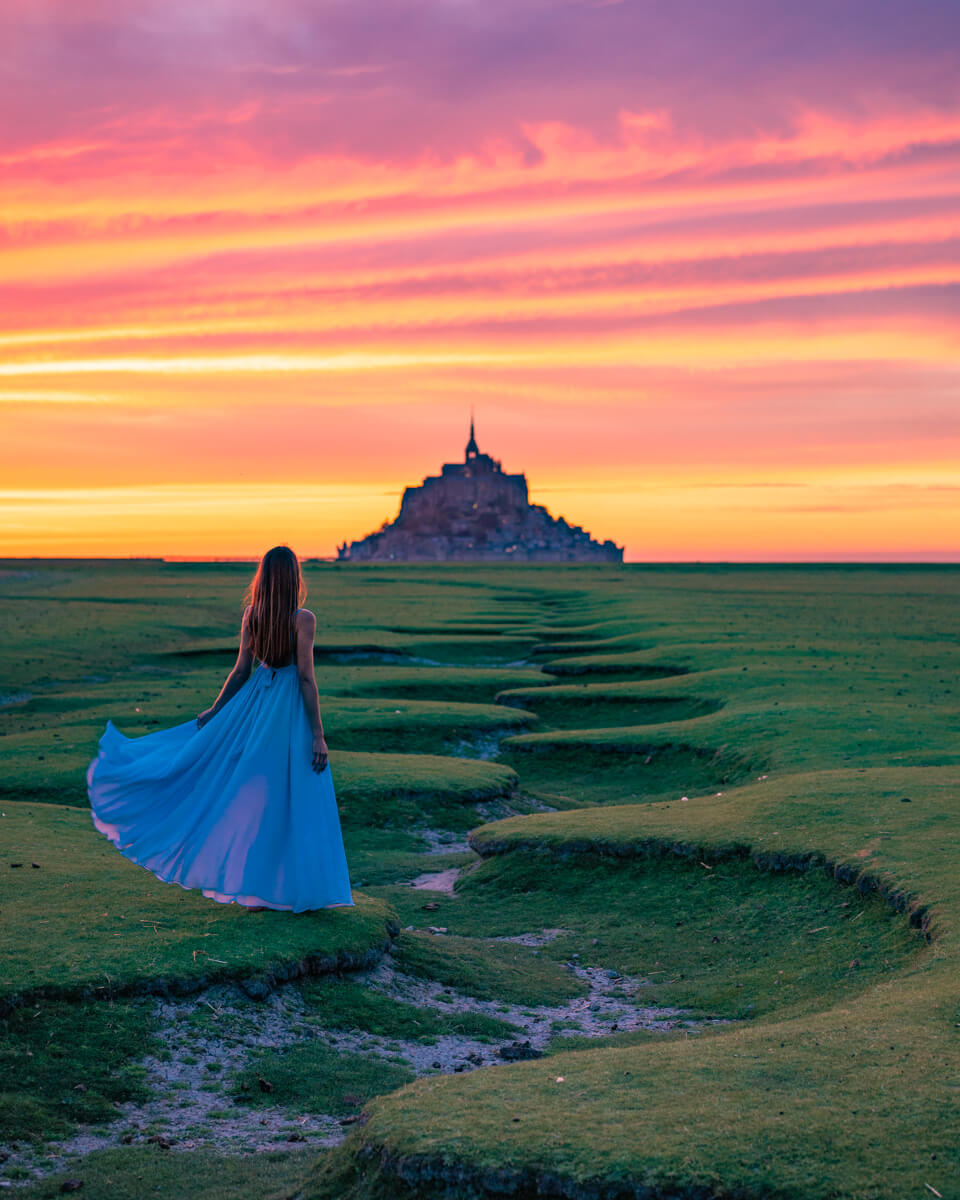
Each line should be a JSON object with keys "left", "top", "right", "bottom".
{"left": 196, "top": 708, "right": 216, "bottom": 730}
{"left": 312, "top": 733, "right": 329, "bottom": 773}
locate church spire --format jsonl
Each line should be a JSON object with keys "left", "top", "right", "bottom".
{"left": 465, "top": 410, "right": 479, "bottom": 459}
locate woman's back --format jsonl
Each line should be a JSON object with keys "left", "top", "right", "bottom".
{"left": 254, "top": 606, "right": 303, "bottom": 669}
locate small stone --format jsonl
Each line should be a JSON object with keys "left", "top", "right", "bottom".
{"left": 431, "top": 1061, "right": 442, "bottom": 1069}
{"left": 287, "top": 1131, "right": 306, "bottom": 1142}
{"left": 31, "top": 862, "right": 41, "bottom": 869}
{"left": 240, "top": 977, "right": 272, "bottom": 1001}
{"left": 9, "top": 863, "right": 22, "bottom": 868}
{"left": 59, "top": 1182, "right": 84, "bottom": 1194}
{"left": 498, "top": 1041, "right": 543, "bottom": 1062}
{"left": 256, "top": 1076, "right": 273, "bottom": 1093}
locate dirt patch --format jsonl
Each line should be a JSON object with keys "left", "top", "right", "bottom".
{"left": 409, "top": 867, "right": 461, "bottom": 895}
{"left": 2, "top": 935, "right": 723, "bottom": 1183}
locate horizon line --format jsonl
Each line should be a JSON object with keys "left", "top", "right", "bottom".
{"left": 2, "top": 555, "right": 960, "bottom": 566}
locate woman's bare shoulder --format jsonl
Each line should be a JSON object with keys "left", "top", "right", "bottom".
{"left": 296, "top": 607, "right": 317, "bottom": 626}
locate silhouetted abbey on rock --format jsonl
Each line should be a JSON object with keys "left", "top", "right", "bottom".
{"left": 337, "top": 421, "right": 623, "bottom": 563}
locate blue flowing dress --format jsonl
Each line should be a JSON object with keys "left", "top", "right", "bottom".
{"left": 86, "top": 612, "right": 354, "bottom": 912}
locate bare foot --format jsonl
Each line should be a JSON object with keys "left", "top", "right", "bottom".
{"left": 242, "top": 904, "right": 269, "bottom": 913}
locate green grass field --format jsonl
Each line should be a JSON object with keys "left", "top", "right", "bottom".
{"left": 1, "top": 559, "right": 958, "bottom": 1199}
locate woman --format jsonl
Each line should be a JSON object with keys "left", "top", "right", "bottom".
{"left": 87, "top": 546, "right": 354, "bottom": 912}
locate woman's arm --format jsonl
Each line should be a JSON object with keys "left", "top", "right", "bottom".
{"left": 197, "top": 606, "right": 255, "bottom": 728}
{"left": 295, "top": 609, "right": 329, "bottom": 772}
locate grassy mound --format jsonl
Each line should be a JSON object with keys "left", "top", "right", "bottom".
{"left": 0, "top": 997, "right": 155, "bottom": 1144}
{"left": 496, "top": 684, "right": 723, "bottom": 729}
{"left": 541, "top": 647, "right": 694, "bottom": 680}
{"left": 14, "top": 1146, "right": 313, "bottom": 1200}
{"left": 318, "top": 697, "right": 537, "bottom": 755}
{"left": 390, "top": 931, "right": 587, "bottom": 1006}
{"left": 312, "top": 960, "right": 956, "bottom": 1200}
{"left": 232, "top": 1041, "right": 416, "bottom": 1118}
{"left": 0, "top": 802, "right": 396, "bottom": 1009}
{"left": 334, "top": 750, "right": 517, "bottom": 819}
{"left": 299, "top": 976, "right": 521, "bottom": 1042}
{"left": 498, "top": 734, "right": 756, "bottom": 806}
{"left": 468, "top": 767, "right": 959, "bottom": 941}
{"left": 320, "top": 664, "right": 547, "bottom": 704}
{"left": 312, "top": 767, "right": 956, "bottom": 1199}
{"left": 529, "top": 633, "right": 653, "bottom": 657}
{"left": 443, "top": 854, "right": 922, "bottom": 1020}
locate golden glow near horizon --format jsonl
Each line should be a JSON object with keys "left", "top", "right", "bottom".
{"left": 2, "top": 2, "right": 960, "bottom": 560}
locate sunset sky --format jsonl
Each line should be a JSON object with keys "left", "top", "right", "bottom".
{"left": 2, "top": 0, "right": 959, "bottom": 561}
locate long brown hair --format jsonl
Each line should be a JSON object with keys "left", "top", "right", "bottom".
{"left": 242, "top": 545, "right": 307, "bottom": 667}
